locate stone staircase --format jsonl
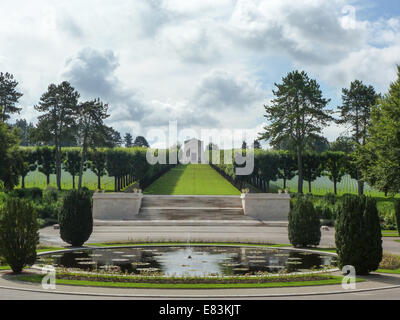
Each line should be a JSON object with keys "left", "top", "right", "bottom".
{"left": 138, "top": 195, "right": 247, "bottom": 221}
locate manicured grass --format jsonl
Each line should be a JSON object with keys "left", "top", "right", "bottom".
{"left": 377, "top": 268, "right": 400, "bottom": 274}
{"left": 382, "top": 230, "right": 399, "bottom": 237}
{"left": 144, "top": 164, "right": 241, "bottom": 195}
{"left": 14, "top": 274, "right": 351, "bottom": 289}
{"left": 36, "top": 247, "right": 66, "bottom": 253}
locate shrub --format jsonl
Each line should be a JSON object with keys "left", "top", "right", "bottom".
{"left": 315, "top": 204, "right": 333, "bottom": 220}
{"left": 335, "top": 196, "right": 382, "bottom": 275}
{"left": 43, "top": 186, "right": 58, "bottom": 203}
{"left": 395, "top": 200, "right": 400, "bottom": 236}
{"left": 59, "top": 189, "right": 93, "bottom": 247}
{"left": 288, "top": 196, "right": 321, "bottom": 247}
{"left": 0, "top": 198, "right": 39, "bottom": 273}
{"left": 323, "top": 193, "right": 337, "bottom": 205}
{"left": 34, "top": 201, "right": 61, "bottom": 221}
{"left": 28, "top": 188, "right": 43, "bottom": 201}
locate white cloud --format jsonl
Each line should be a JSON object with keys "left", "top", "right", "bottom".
{"left": 0, "top": 0, "right": 399, "bottom": 144}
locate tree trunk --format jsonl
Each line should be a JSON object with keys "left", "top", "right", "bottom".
{"left": 72, "top": 176, "right": 75, "bottom": 189}
{"left": 22, "top": 176, "right": 25, "bottom": 189}
{"left": 357, "top": 180, "right": 364, "bottom": 196}
{"left": 283, "top": 178, "right": 287, "bottom": 190}
{"left": 297, "top": 144, "right": 303, "bottom": 194}
{"left": 308, "top": 181, "right": 312, "bottom": 194}
{"left": 266, "top": 180, "right": 270, "bottom": 193}
{"left": 78, "top": 135, "right": 88, "bottom": 190}
{"left": 334, "top": 179, "right": 337, "bottom": 195}
{"left": 47, "top": 174, "right": 50, "bottom": 185}
{"left": 55, "top": 145, "right": 62, "bottom": 191}
{"left": 98, "top": 175, "right": 101, "bottom": 190}
{"left": 114, "top": 176, "right": 117, "bottom": 192}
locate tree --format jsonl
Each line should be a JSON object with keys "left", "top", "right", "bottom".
{"left": 124, "top": 133, "right": 133, "bottom": 148}
{"left": 13, "top": 119, "right": 35, "bottom": 146}
{"left": 277, "top": 151, "right": 297, "bottom": 190}
{"left": 357, "top": 66, "right": 400, "bottom": 195}
{"left": 322, "top": 151, "right": 347, "bottom": 195}
{"left": 133, "top": 136, "right": 150, "bottom": 148}
{"left": 76, "top": 99, "right": 109, "bottom": 189}
{"left": 260, "top": 70, "right": 332, "bottom": 193}
{"left": 59, "top": 189, "right": 93, "bottom": 247}
{"left": 34, "top": 82, "right": 80, "bottom": 190}
{"left": 255, "top": 151, "right": 280, "bottom": 193}
{"left": 0, "top": 122, "right": 21, "bottom": 189}
{"left": 0, "top": 72, "right": 23, "bottom": 122}
{"left": 87, "top": 149, "right": 107, "bottom": 190}
{"left": 338, "top": 80, "right": 378, "bottom": 195}
{"left": 0, "top": 198, "right": 39, "bottom": 273}
{"left": 37, "top": 146, "right": 56, "bottom": 186}
{"left": 16, "top": 148, "right": 37, "bottom": 189}
{"left": 303, "top": 152, "right": 323, "bottom": 193}
{"left": 63, "top": 149, "right": 85, "bottom": 189}
{"left": 253, "top": 140, "right": 261, "bottom": 149}
{"left": 330, "top": 136, "right": 354, "bottom": 153}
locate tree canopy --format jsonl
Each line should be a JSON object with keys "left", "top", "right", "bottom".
{"left": 260, "top": 70, "right": 332, "bottom": 193}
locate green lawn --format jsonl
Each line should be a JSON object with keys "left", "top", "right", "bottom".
{"left": 14, "top": 274, "right": 352, "bottom": 289}
{"left": 144, "top": 164, "right": 241, "bottom": 195}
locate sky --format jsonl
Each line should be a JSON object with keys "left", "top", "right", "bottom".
{"left": 1, "top": 0, "right": 399, "bottom": 148}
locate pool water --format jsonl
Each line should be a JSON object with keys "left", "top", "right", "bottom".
{"left": 36, "top": 246, "right": 337, "bottom": 277}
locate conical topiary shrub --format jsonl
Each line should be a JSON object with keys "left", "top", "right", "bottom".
{"left": 335, "top": 195, "right": 382, "bottom": 275}
{"left": 59, "top": 189, "right": 93, "bottom": 247}
{"left": 0, "top": 197, "right": 39, "bottom": 273}
{"left": 288, "top": 196, "right": 321, "bottom": 247}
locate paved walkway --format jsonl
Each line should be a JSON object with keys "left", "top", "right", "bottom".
{"left": 0, "top": 224, "right": 399, "bottom": 300}
{"left": 40, "top": 225, "right": 400, "bottom": 255}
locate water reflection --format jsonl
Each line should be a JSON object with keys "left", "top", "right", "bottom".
{"left": 38, "top": 246, "right": 336, "bottom": 277}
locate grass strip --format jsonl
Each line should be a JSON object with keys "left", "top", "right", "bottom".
{"left": 14, "top": 274, "right": 352, "bottom": 289}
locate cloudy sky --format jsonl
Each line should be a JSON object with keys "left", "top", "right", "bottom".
{"left": 1, "top": 0, "right": 399, "bottom": 148}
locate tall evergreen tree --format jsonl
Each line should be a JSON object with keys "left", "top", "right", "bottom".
{"left": 0, "top": 72, "right": 23, "bottom": 122}
{"left": 260, "top": 70, "right": 332, "bottom": 193}
{"left": 34, "top": 82, "right": 80, "bottom": 190}
{"left": 0, "top": 122, "right": 21, "bottom": 189}
{"left": 124, "top": 133, "right": 133, "bottom": 148}
{"left": 338, "top": 80, "right": 378, "bottom": 195}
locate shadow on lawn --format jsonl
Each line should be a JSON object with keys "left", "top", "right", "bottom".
{"left": 143, "top": 165, "right": 186, "bottom": 195}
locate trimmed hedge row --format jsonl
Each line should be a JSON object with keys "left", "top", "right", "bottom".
{"left": 15, "top": 147, "right": 175, "bottom": 191}
{"left": 211, "top": 149, "right": 355, "bottom": 194}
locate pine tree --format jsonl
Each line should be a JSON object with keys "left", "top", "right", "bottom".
{"left": 0, "top": 72, "right": 23, "bottom": 122}
{"left": 338, "top": 80, "right": 378, "bottom": 195}
{"left": 124, "top": 133, "right": 133, "bottom": 148}
{"left": 34, "top": 82, "right": 80, "bottom": 190}
{"left": 259, "top": 70, "right": 332, "bottom": 193}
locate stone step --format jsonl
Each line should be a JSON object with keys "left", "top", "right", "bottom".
{"left": 140, "top": 207, "right": 243, "bottom": 213}
{"left": 141, "top": 195, "right": 242, "bottom": 209}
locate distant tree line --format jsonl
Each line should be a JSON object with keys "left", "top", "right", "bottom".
{"left": 7, "top": 146, "right": 173, "bottom": 192}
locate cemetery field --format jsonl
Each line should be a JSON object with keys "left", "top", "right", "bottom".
{"left": 144, "top": 164, "right": 241, "bottom": 195}
{"left": 273, "top": 174, "right": 387, "bottom": 197}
